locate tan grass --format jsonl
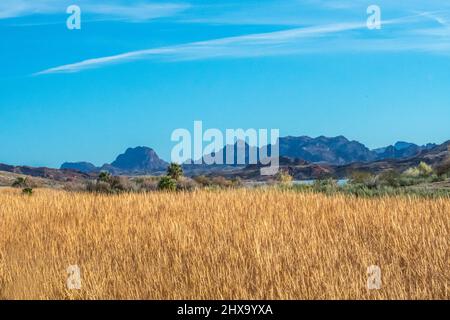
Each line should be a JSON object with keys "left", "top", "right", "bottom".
{"left": 0, "top": 188, "right": 448, "bottom": 300}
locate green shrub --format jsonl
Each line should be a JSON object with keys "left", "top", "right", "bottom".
{"left": 378, "top": 170, "right": 401, "bottom": 187}
{"left": 276, "top": 170, "right": 293, "bottom": 186}
{"left": 349, "top": 171, "right": 371, "bottom": 184}
{"left": 349, "top": 172, "right": 378, "bottom": 189}
{"left": 404, "top": 167, "right": 421, "bottom": 178}
{"left": 417, "top": 161, "right": 434, "bottom": 176}
{"left": 22, "top": 187, "right": 33, "bottom": 195}
{"left": 158, "top": 176, "right": 177, "bottom": 191}
{"left": 404, "top": 162, "right": 434, "bottom": 178}
{"left": 291, "top": 183, "right": 312, "bottom": 193}
{"left": 312, "top": 179, "right": 338, "bottom": 194}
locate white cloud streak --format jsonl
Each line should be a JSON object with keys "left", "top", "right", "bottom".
{"left": 0, "top": 0, "right": 57, "bottom": 19}
{"left": 35, "top": 13, "right": 450, "bottom": 76}
{"left": 412, "top": 11, "right": 450, "bottom": 37}
{"left": 0, "top": 0, "right": 189, "bottom": 21}
{"left": 34, "top": 21, "right": 368, "bottom": 75}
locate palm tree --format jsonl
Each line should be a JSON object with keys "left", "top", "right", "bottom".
{"left": 167, "top": 163, "right": 183, "bottom": 180}
{"left": 12, "top": 177, "right": 27, "bottom": 188}
{"left": 98, "top": 171, "right": 112, "bottom": 183}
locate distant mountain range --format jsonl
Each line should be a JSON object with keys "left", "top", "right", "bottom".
{"left": 61, "top": 146, "right": 168, "bottom": 175}
{"left": 60, "top": 136, "right": 442, "bottom": 175}
{"left": 1, "top": 135, "right": 447, "bottom": 181}
{"left": 372, "top": 141, "right": 437, "bottom": 160}
{"left": 235, "top": 141, "right": 450, "bottom": 181}
{"left": 279, "top": 136, "right": 376, "bottom": 164}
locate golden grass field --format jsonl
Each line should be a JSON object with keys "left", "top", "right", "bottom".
{"left": 0, "top": 188, "right": 448, "bottom": 300}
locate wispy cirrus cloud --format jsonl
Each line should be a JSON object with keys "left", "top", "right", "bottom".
{"left": 34, "top": 12, "right": 450, "bottom": 76}
{"left": 0, "top": 0, "right": 57, "bottom": 19}
{"left": 83, "top": 3, "right": 190, "bottom": 21}
{"left": 182, "top": 0, "right": 450, "bottom": 27}
{"left": 33, "top": 21, "right": 371, "bottom": 75}
{"left": 411, "top": 10, "right": 450, "bottom": 37}
{"left": 0, "top": 0, "right": 190, "bottom": 21}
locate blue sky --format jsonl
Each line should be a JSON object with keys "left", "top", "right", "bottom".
{"left": 1, "top": 0, "right": 450, "bottom": 167}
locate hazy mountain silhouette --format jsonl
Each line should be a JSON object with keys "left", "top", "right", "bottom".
{"left": 61, "top": 162, "right": 99, "bottom": 173}
{"left": 103, "top": 146, "right": 168, "bottom": 175}
{"left": 57, "top": 136, "right": 443, "bottom": 175}
{"left": 60, "top": 147, "right": 168, "bottom": 175}
{"left": 1, "top": 138, "right": 448, "bottom": 180}
{"left": 279, "top": 136, "right": 376, "bottom": 165}
{"left": 373, "top": 141, "right": 437, "bottom": 160}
